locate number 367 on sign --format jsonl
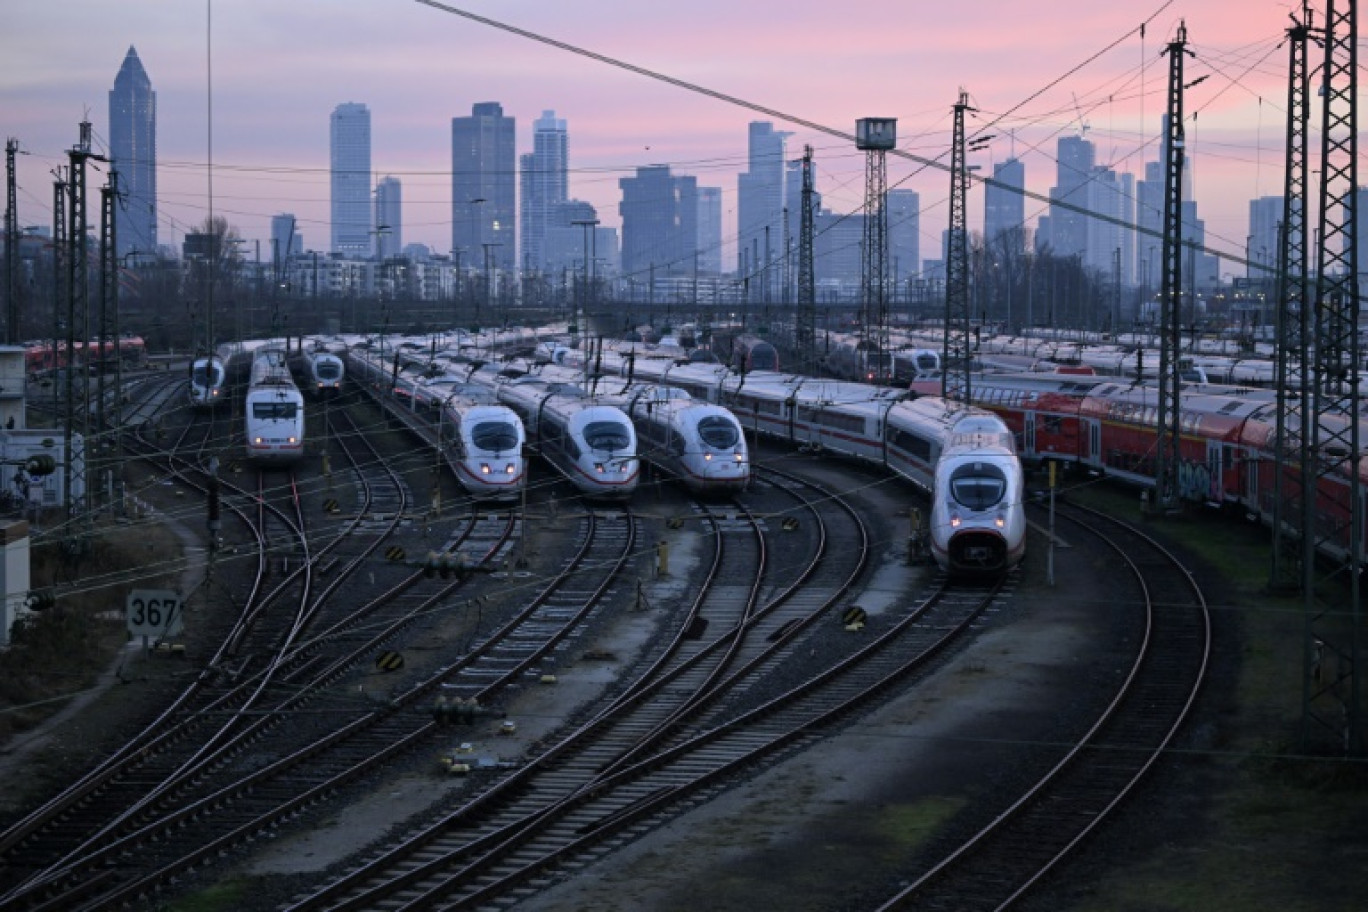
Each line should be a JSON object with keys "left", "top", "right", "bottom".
{"left": 126, "top": 589, "right": 184, "bottom": 638}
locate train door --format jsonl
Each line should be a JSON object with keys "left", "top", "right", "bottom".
{"left": 1023, "top": 411, "right": 1037, "bottom": 457}
{"left": 1206, "top": 439, "right": 1224, "bottom": 503}
{"left": 1244, "top": 448, "right": 1260, "bottom": 511}
{"left": 1081, "top": 418, "right": 1102, "bottom": 469}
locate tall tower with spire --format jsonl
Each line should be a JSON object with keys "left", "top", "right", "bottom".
{"left": 108, "top": 46, "right": 157, "bottom": 257}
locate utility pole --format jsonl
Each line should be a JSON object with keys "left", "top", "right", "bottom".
{"left": 1303, "top": 0, "right": 1361, "bottom": 756}
{"left": 4, "top": 138, "right": 20, "bottom": 345}
{"left": 1270, "top": 4, "right": 1314, "bottom": 593}
{"left": 943, "top": 95, "right": 974, "bottom": 403}
{"left": 51, "top": 170, "right": 66, "bottom": 418}
{"left": 857, "top": 117, "right": 895, "bottom": 386}
{"left": 67, "top": 120, "right": 107, "bottom": 523}
{"left": 796, "top": 145, "right": 816, "bottom": 373}
{"left": 480, "top": 241, "right": 502, "bottom": 330}
{"left": 1153, "top": 23, "right": 1191, "bottom": 513}
{"left": 97, "top": 170, "right": 117, "bottom": 513}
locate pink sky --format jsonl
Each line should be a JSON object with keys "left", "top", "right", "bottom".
{"left": 4, "top": 0, "right": 1301, "bottom": 269}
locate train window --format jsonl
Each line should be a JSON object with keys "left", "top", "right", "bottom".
{"left": 1043, "top": 416, "right": 1062, "bottom": 434}
{"left": 583, "top": 421, "right": 632, "bottom": 452}
{"left": 889, "top": 427, "right": 933, "bottom": 462}
{"left": 697, "top": 416, "right": 739, "bottom": 448}
{"left": 472, "top": 422, "right": 519, "bottom": 453}
{"left": 949, "top": 462, "right": 1008, "bottom": 510}
{"left": 252, "top": 401, "right": 298, "bottom": 420}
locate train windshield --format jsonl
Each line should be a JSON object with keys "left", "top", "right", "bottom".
{"left": 315, "top": 361, "right": 342, "bottom": 379}
{"left": 583, "top": 421, "right": 632, "bottom": 452}
{"left": 696, "top": 416, "right": 739, "bottom": 449}
{"left": 471, "top": 421, "right": 519, "bottom": 453}
{"left": 252, "top": 401, "right": 298, "bottom": 420}
{"left": 948, "top": 462, "right": 1007, "bottom": 510}
{"left": 191, "top": 363, "right": 221, "bottom": 385}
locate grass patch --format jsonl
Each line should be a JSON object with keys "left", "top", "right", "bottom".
{"left": 163, "top": 878, "right": 251, "bottom": 912}
{"left": 0, "top": 517, "right": 182, "bottom": 744}
{"left": 874, "top": 795, "right": 966, "bottom": 863}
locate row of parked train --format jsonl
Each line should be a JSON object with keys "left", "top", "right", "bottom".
{"left": 906, "top": 368, "right": 1366, "bottom": 567}
{"left": 24, "top": 335, "right": 147, "bottom": 377}
{"left": 347, "top": 341, "right": 529, "bottom": 501}
{"left": 182, "top": 328, "right": 1028, "bottom": 575}
{"left": 345, "top": 337, "right": 751, "bottom": 504}
{"left": 686, "top": 328, "right": 943, "bottom": 384}
{"left": 187, "top": 339, "right": 345, "bottom": 466}
{"left": 546, "top": 341, "right": 1026, "bottom": 574}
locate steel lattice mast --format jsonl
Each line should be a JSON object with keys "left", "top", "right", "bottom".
{"left": 1154, "top": 23, "right": 1191, "bottom": 511}
{"left": 65, "top": 120, "right": 107, "bottom": 522}
{"left": 97, "top": 171, "right": 118, "bottom": 514}
{"left": 796, "top": 145, "right": 816, "bottom": 374}
{"left": 942, "top": 92, "right": 973, "bottom": 404}
{"left": 51, "top": 170, "right": 66, "bottom": 419}
{"left": 1270, "top": 4, "right": 1314, "bottom": 591}
{"left": 4, "top": 139, "right": 18, "bottom": 345}
{"left": 856, "top": 118, "right": 894, "bottom": 386}
{"left": 1304, "top": 0, "right": 1362, "bottom": 756}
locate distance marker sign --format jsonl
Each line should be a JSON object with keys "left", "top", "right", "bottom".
{"left": 126, "top": 589, "right": 184, "bottom": 638}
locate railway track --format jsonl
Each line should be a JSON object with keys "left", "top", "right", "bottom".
{"left": 274, "top": 468, "right": 1008, "bottom": 911}
{"left": 874, "top": 498, "right": 1210, "bottom": 910}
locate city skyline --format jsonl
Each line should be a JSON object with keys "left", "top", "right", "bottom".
{"left": 6, "top": 1, "right": 1303, "bottom": 273}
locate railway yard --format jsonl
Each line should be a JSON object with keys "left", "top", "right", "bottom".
{"left": 0, "top": 358, "right": 1365, "bottom": 912}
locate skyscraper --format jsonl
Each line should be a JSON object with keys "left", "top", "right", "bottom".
{"left": 1038, "top": 135, "right": 1094, "bottom": 257}
{"left": 1247, "top": 196, "right": 1283, "bottom": 280}
{"left": 619, "top": 165, "right": 697, "bottom": 279}
{"left": 520, "top": 111, "right": 568, "bottom": 275}
{"left": 1083, "top": 167, "right": 1135, "bottom": 291}
{"left": 984, "top": 157, "right": 1025, "bottom": 254}
{"left": 375, "top": 176, "right": 402, "bottom": 258}
{"left": 452, "top": 102, "right": 516, "bottom": 274}
{"left": 887, "top": 189, "right": 920, "bottom": 291}
{"left": 737, "top": 122, "right": 788, "bottom": 287}
{"left": 696, "top": 187, "right": 723, "bottom": 275}
{"left": 108, "top": 46, "right": 157, "bottom": 258}
{"left": 330, "top": 103, "right": 371, "bottom": 256}
{"left": 270, "top": 214, "right": 302, "bottom": 271}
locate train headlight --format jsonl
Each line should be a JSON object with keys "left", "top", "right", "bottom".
{"left": 288, "top": 436, "right": 298, "bottom": 444}
{"left": 735, "top": 452, "right": 744, "bottom": 463}
{"left": 253, "top": 436, "right": 263, "bottom": 445}
{"left": 505, "top": 463, "right": 515, "bottom": 475}
{"left": 480, "top": 463, "right": 491, "bottom": 475}
{"left": 704, "top": 452, "right": 713, "bottom": 461}
{"left": 949, "top": 513, "right": 962, "bottom": 529}
{"left": 995, "top": 514, "right": 1006, "bottom": 528}
{"left": 595, "top": 462, "right": 605, "bottom": 474}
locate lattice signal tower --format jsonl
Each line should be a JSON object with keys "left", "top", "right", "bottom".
{"left": 1303, "top": 0, "right": 1362, "bottom": 756}
{"left": 857, "top": 118, "right": 895, "bottom": 386}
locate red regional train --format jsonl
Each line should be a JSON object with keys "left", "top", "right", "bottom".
{"left": 910, "top": 371, "right": 1367, "bottom": 566}
{"left": 24, "top": 336, "right": 147, "bottom": 376}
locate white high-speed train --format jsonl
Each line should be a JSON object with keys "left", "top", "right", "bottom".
{"left": 929, "top": 413, "right": 1027, "bottom": 574}
{"left": 300, "top": 342, "right": 345, "bottom": 397}
{"left": 344, "top": 346, "right": 528, "bottom": 501}
{"left": 555, "top": 345, "right": 1026, "bottom": 573}
{"left": 474, "top": 371, "right": 639, "bottom": 501}
{"left": 244, "top": 345, "right": 305, "bottom": 464}
{"left": 542, "top": 366, "right": 749, "bottom": 497}
{"left": 188, "top": 354, "right": 227, "bottom": 411}
{"left": 437, "top": 389, "right": 527, "bottom": 502}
